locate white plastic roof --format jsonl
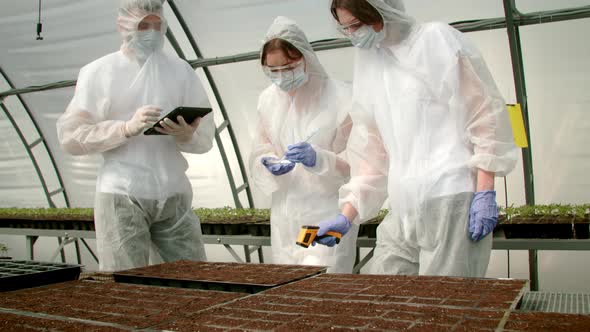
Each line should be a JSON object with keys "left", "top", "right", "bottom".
{"left": 0, "top": 0, "right": 589, "bottom": 209}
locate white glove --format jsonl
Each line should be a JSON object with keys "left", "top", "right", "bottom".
{"left": 155, "top": 115, "right": 202, "bottom": 143}
{"left": 124, "top": 105, "right": 162, "bottom": 137}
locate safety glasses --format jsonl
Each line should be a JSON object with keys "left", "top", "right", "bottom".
{"left": 262, "top": 59, "right": 304, "bottom": 77}
{"left": 336, "top": 20, "right": 364, "bottom": 36}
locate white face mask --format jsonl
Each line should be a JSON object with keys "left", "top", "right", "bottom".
{"left": 128, "top": 29, "right": 164, "bottom": 63}
{"left": 349, "top": 25, "right": 386, "bottom": 49}
{"left": 266, "top": 61, "right": 308, "bottom": 92}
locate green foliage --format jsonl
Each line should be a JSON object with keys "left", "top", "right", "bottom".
{"left": 194, "top": 207, "right": 270, "bottom": 222}
{"left": 500, "top": 204, "right": 590, "bottom": 219}
{"left": 0, "top": 204, "right": 587, "bottom": 224}
{"left": 0, "top": 208, "right": 93, "bottom": 219}
{"left": 0, "top": 243, "right": 8, "bottom": 256}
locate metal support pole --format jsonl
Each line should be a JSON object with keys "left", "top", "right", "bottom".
{"left": 223, "top": 244, "right": 244, "bottom": 263}
{"left": 503, "top": 0, "right": 535, "bottom": 206}
{"left": 80, "top": 238, "right": 98, "bottom": 263}
{"left": 257, "top": 247, "right": 264, "bottom": 263}
{"left": 56, "top": 237, "right": 66, "bottom": 263}
{"left": 74, "top": 239, "right": 81, "bottom": 264}
{"left": 353, "top": 248, "right": 375, "bottom": 274}
{"left": 243, "top": 245, "right": 251, "bottom": 263}
{"left": 26, "top": 236, "right": 38, "bottom": 260}
{"left": 529, "top": 250, "right": 539, "bottom": 291}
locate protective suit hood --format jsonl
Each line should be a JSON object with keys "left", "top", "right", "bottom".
{"left": 117, "top": 0, "right": 168, "bottom": 61}
{"left": 262, "top": 16, "right": 328, "bottom": 79}
{"left": 365, "top": 0, "right": 416, "bottom": 46}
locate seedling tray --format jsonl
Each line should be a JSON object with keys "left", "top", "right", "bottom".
{"left": 113, "top": 260, "right": 326, "bottom": 293}
{"left": 0, "top": 260, "right": 81, "bottom": 292}
{"left": 499, "top": 216, "right": 590, "bottom": 239}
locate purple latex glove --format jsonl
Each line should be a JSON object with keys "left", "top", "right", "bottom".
{"left": 285, "top": 142, "right": 317, "bottom": 167}
{"left": 469, "top": 190, "right": 498, "bottom": 241}
{"left": 261, "top": 156, "right": 295, "bottom": 176}
{"left": 314, "top": 214, "right": 352, "bottom": 247}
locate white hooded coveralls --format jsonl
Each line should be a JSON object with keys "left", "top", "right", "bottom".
{"left": 338, "top": 0, "right": 519, "bottom": 277}
{"left": 56, "top": 0, "right": 215, "bottom": 271}
{"left": 250, "top": 17, "right": 358, "bottom": 273}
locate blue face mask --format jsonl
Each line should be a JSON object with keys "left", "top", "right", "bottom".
{"left": 349, "top": 25, "right": 386, "bottom": 49}
{"left": 268, "top": 61, "right": 308, "bottom": 92}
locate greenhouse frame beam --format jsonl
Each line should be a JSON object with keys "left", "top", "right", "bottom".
{"left": 0, "top": 67, "right": 70, "bottom": 208}
{"left": 504, "top": 0, "right": 537, "bottom": 291}
{"left": 503, "top": 0, "right": 535, "bottom": 206}
{"left": 3, "top": 5, "right": 588, "bottom": 100}
{"left": 167, "top": 0, "right": 254, "bottom": 209}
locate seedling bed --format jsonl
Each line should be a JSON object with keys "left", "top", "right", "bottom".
{"left": 0, "top": 260, "right": 81, "bottom": 292}
{"left": 154, "top": 273, "right": 532, "bottom": 331}
{"left": 113, "top": 260, "right": 326, "bottom": 293}
{"left": 499, "top": 215, "right": 590, "bottom": 239}
{"left": 0, "top": 279, "right": 247, "bottom": 330}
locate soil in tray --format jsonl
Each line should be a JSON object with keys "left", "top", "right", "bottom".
{"left": 113, "top": 260, "right": 326, "bottom": 290}
{"left": 0, "top": 311, "right": 130, "bottom": 332}
{"left": 154, "top": 274, "right": 527, "bottom": 331}
{"left": 0, "top": 280, "right": 247, "bottom": 330}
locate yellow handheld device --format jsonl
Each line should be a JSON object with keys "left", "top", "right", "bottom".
{"left": 296, "top": 225, "right": 342, "bottom": 248}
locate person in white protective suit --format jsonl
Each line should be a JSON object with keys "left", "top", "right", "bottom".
{"left": 249, "top": 16, "right": 359, "bottom": 273}
{"left": 314, "top": 0, "right": 519, "bottom": 277}
{"left": 56, "top": 0, "right": 215, "bottom": 272}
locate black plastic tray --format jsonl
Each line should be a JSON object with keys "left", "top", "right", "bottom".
{"left": 0, "top": 260, "right": 82, "bottom": 292}
{"left": 113, "top": 274, "right": 274, "bottom": 293}
{"left": 113, "top": 261, "right": 326, "bottom": 294}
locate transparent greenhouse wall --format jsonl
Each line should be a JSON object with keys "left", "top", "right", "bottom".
{"left": 0, "top": 0, "right": 589, "bottom": 291}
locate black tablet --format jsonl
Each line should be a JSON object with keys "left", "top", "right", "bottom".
{"left": 144, "top": 106, "right": 212, "bottom": 135}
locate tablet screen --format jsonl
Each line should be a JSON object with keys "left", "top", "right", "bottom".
{"left": 144, "top": 107, "right": 212, "bottom": 135}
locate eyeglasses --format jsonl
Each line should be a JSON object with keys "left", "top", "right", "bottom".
{"left": 336, "top": 20, "right": 364, "bottom": 36}
{"left": 262, "top": 59, "right": 304, "bottom": 77}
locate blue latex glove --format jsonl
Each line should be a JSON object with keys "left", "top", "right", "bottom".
{"left": 314, "top": 214, "right": 352, "bottom": 247}
{"left": 469, "top": 190, "right": 498, "bottom": 242}
{"left": 284, "top": 142, "right": 317, "bottom": 167}
{"left": 261, "top": 156, "right": 295, "bottom": 176}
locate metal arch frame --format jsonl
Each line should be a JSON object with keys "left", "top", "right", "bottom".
{"left": 0, "top": 67, "right": 70, "bottom": 208}
{"left": 167, "top": 0, "right": 254, "bottom": 209}
{"left": 503, "top": 0, "right": 535, "bottom": 207}
{"left": 1, "top": 5, "right": 588, "bottom": 211}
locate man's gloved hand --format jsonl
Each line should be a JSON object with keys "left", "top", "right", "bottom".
{"left": 261, "top": 156, "right": 295, "bottom": 176}
{"left": 469, "top": 190, "right": 498, "bottom": 242}
{"left": 155, "top": 115, "right": 201, "bottom": 143}
{"left": 285, "top": 142, "right": 317, "bottom": 167}
{"left": 125, "top": 105, "right": 162, "bottom": 137}
{"left": 314, "top": 214, "right": 352, "bottom": 247}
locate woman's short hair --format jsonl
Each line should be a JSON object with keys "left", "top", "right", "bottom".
{"left": 261, "top": 38, "right": 304, "bottom": 66}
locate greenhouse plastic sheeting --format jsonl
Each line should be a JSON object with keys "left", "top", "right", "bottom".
{"left": 0, "top": 0, "right": 589, "bottom": 209}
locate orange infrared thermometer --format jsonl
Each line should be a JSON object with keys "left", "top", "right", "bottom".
{"left": 296, "top": 225, "right": 342, "bottom": 248}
